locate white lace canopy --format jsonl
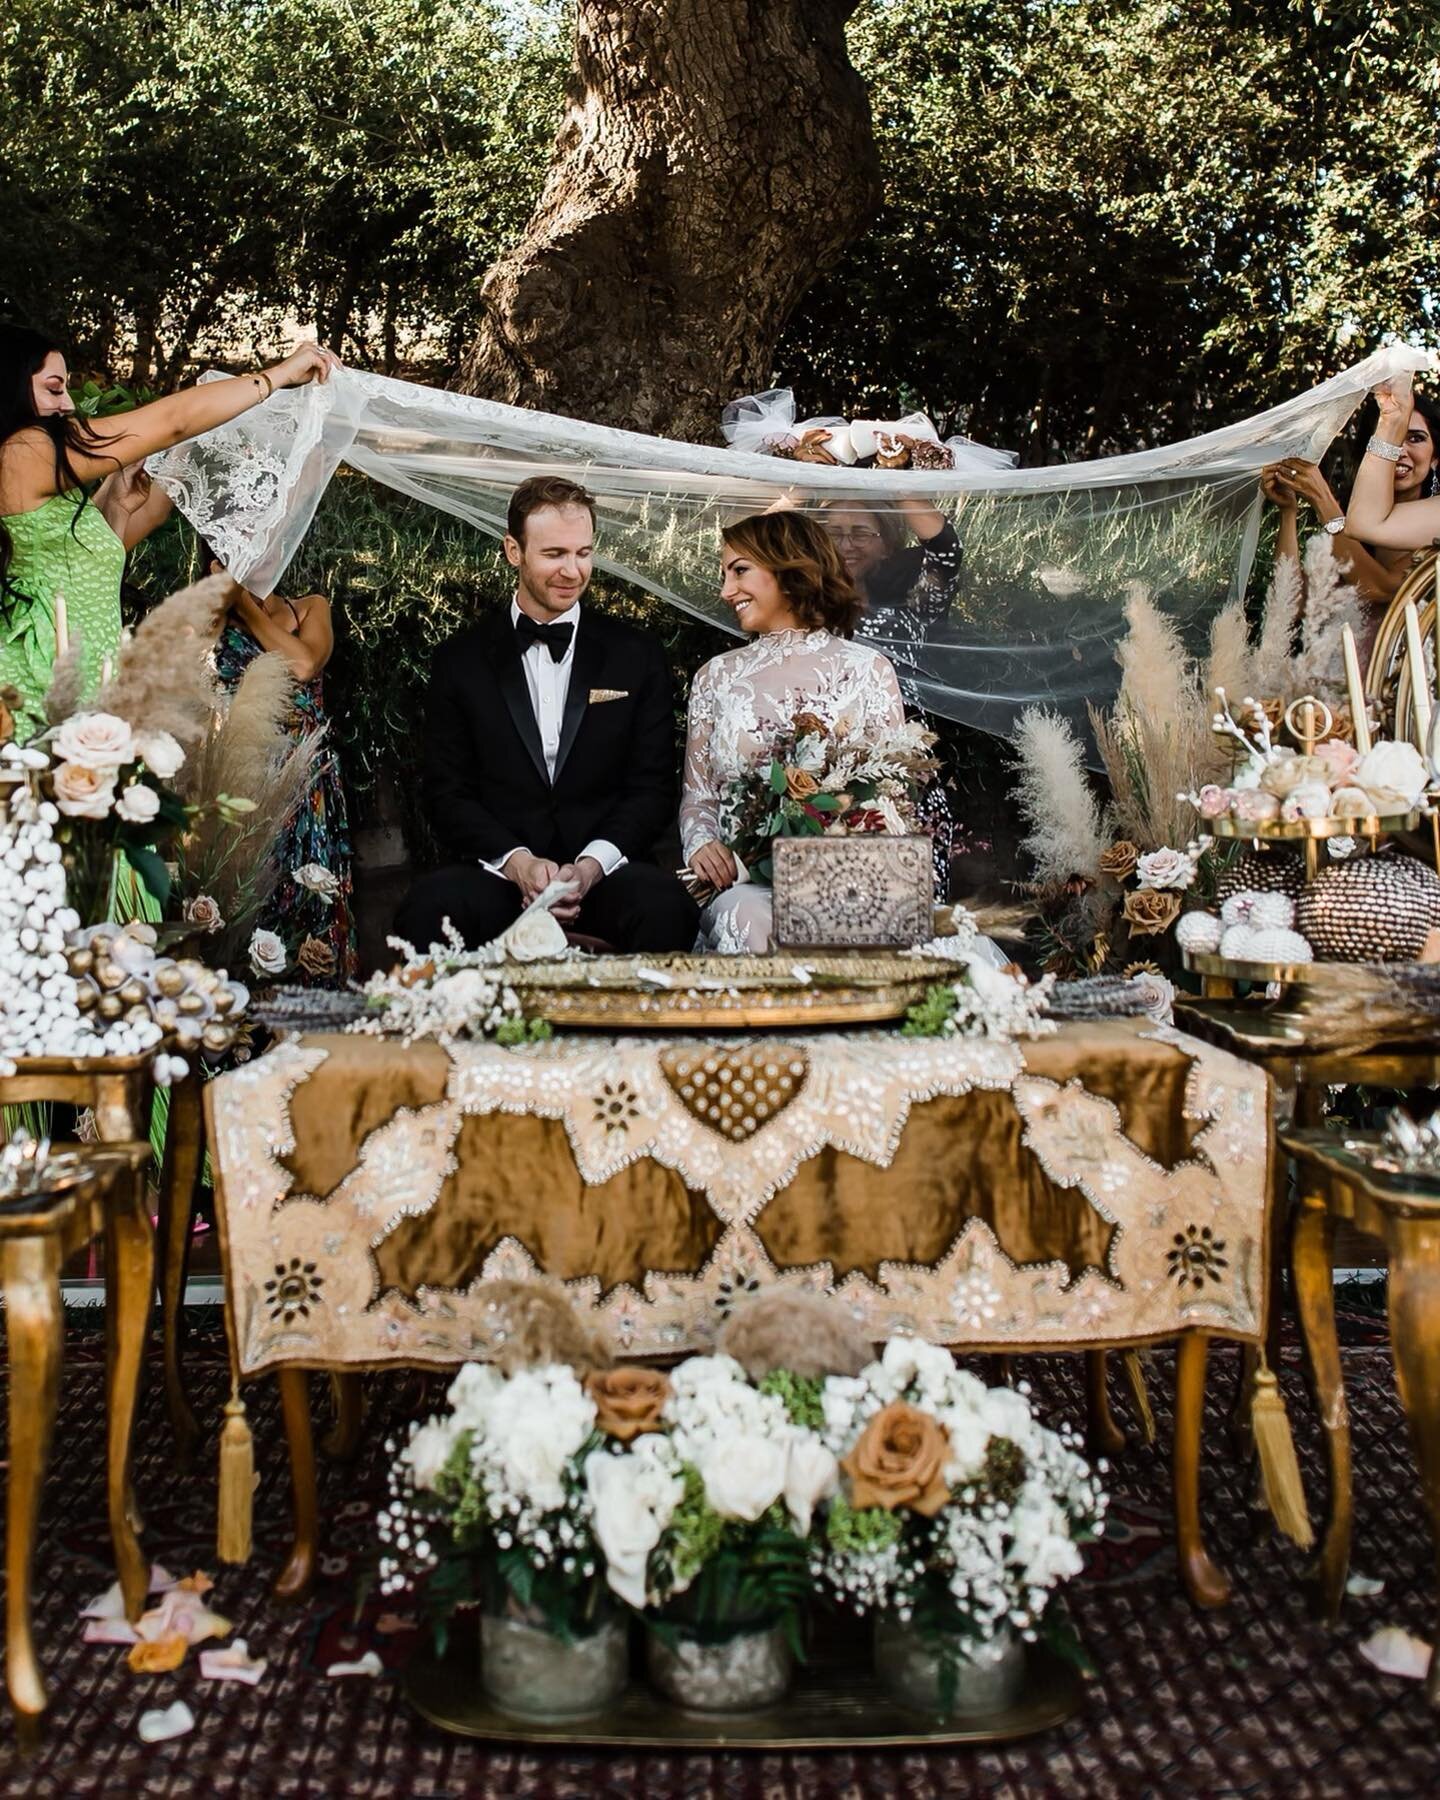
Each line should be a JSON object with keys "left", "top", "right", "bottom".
{"left": 148, "top": 346, "right": 1434, "bottom": 738}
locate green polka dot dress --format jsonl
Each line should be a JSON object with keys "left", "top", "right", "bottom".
{"left": 1, "top": 491, "right": 125, "bottom": 738}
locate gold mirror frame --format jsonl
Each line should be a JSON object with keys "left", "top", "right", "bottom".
{"left": 1364, "top": 548, "right": 1440, "bottom": 742}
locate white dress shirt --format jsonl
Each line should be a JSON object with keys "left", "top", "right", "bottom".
{"left": 484, "top": 600, "right": 625, "bottom": 880}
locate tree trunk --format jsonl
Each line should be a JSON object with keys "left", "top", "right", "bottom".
{"left": 461, "top": 0, "right": 880, "bottom": 442}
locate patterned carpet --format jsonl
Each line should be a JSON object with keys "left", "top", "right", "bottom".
{"left": 1, "top": 1316, "right": 1436, "bottom": 1798}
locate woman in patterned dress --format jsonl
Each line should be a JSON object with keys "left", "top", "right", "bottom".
{"left": 208, "top": 555, "right": 358, "bottom": 984}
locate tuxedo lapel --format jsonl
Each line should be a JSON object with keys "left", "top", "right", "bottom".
{"left": 552, "top": 617, "right": 605, "bottom": 782}
{"left": 489, "top": 614, "right": 550, "bottom": 787}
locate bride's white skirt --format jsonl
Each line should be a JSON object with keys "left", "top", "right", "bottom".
{"left": 696, "top": 881, "right": 1007, "bottom": 966}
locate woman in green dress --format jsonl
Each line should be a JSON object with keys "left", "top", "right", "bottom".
{"left": 0, "top": 325, "right": 340, "bottom": 738}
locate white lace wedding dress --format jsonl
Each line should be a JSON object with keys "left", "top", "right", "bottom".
{"left": 680, "top": 628, "right": 974, "bottom": 955}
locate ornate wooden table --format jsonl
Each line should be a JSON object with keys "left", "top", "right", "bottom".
{"left": 206, "top": 1018, "right": 1274, "bottom": 1610}
{"left": 1283, "top": 1129, "right": 1440, "bottom": 1704}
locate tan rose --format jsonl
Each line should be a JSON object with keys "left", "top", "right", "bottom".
{"left": 1123, "top": 887, "right": 1182, "bottom": 936}
{"left": 52, "top": 760, "right": 117, "bottom": 819}
{"left": 785, "top": 766, "right": 820, "bottom": 801}
{"left": 841, "top": 1400, "right": 951, "bottom": 1517}
{"left": 1099, "top": 840, "right": 1139, "bottom": 882}
{"left": 792, "top": 711, "right": 828, "bottom": 740}
{"left": 297, "top": 935, "right": 337, "bottom": 978}
{"left": 585, "top": 1367, "right": 672, "bottom": 1442}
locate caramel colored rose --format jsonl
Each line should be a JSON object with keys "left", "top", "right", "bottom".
{"left": 586, "top": 1367, "right": 672, "bottom": 1442}
{"left": 841, "top": 1401, "right": 951, "bottom": 1517}
{"left": 792, "top": 711, "right": 827, "bottom": 740}
{"left": 785, "top": 767, "right": 820, "bottom": 801}
{"left": 1099, "top": 840, "right": 1139, "bottom": 882}
{"left": 128, "top": 1636, "right": 188, "bottom": 1673}
{"left": 1123, "top": 887, "right": 1182, "bottom": 936}
{"left": 297, "top": 935, "right": 337, "bottom": 978}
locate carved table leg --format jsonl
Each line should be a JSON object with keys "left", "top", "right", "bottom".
{"left": 1086, "top": 1350, "right": 1127, "bottom": 1457}
{"left": 1385, "top": 1221, "right": 1440, "bottom": 1706}
{"left": 275, "top": 1370, "right": 319, "bottom": 1602}
{"left": 104, "top": 1170, "right": 153, "bottom": 1622}
{"left": 1174, "top": 1332, "right": 1231, "bottom": 1609}
{"left": 1293, "top": 1188, "right": 1348, "bottom": 1623}
{"left": 321, "top": 1373, "right": 365, "bottom": 1462}
{"left": 3, "top": 1235, "right": 63, "bottom": 1744}
{"left": 156, "top": 1068, "right": 204, "bottom": 1463}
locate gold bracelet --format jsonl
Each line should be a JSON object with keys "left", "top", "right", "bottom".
{"left": 254, "top": 370, "right": 274, "bottom": 401}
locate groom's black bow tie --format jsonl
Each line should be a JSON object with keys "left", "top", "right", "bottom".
{"left": 514, "top": 613, "right": 574, "bottom": 663}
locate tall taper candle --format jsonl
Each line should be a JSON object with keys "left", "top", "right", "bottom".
{"left": 1405, "top": 601, "right": 1433, "bottom": 752}
{"left": 52, "top": 588, "right": 68, "bottom": 659}
{"left": 1342, "top": 623, "right": 1372, "bottom": 754}
{"left": 1435, "top": 565, "right": 1440, "bottom": 705}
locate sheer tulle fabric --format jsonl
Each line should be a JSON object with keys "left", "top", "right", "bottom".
{"left": 147, "top": 347, "right": 1433, "bottom": 740}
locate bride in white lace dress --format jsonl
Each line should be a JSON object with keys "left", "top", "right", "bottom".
{"left": 681, "top": 510, "right": 916, "bottom": 953}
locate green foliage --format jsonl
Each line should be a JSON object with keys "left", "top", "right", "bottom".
{"left": 758, "top": 1370, "right": 827, "bottom": 1433}
{"left": 900, "top": 982, "right": 959, "bottom": 1038}
{"left": 782, "top": 0, "right": 1439, "bottom": 462}
{"left": 494, "top": 1015, "right": 553, "bottom": 1046}
{"left": 824, "top": 1494, "right": 903, "bottom": 1555}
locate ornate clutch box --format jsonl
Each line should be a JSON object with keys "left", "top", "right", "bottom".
{"left": 771, "top": 835, "right": 933, "bottom": 949}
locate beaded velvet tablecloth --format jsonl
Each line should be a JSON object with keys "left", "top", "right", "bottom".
{"left": 205, "top": 1019, "right": 1270, "bottom": 1374}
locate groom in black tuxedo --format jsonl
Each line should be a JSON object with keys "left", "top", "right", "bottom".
{"left": 394, "top": 475, "right": 699, "bottom": 952}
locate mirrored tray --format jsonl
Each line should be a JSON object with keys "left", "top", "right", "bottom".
{"left": 1207, "top": 810, "right": 1421, "bottom": 841}
{"left": 1182, "top": 950, "right": 1390, "bottom": 987}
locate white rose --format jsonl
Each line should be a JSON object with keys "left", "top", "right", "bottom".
{"left": 293, "top": 862, "right": 341, "bottom": 899}
{"left": 485, "top": 1369, "right": 595, "bottom": 1510}
{"left": 1128, "top": 969, "right": 1176, "bottom": 1025}
{"left": 783, "top": 1436, "right": 839, "bottom": 1535}
{"left": 403, "top": 1418, "right": 460, "bottom": 1491}
{"left": 115, "top": 781, "right": 161, "bottom": 824}
{"left": 248, "top": 928, "right": 287, "bottom": 976}
{"left": 1280, "top": 782, "right": 1332, "bottom": 822}
{"left": 1134, "top": 847, "right": 1196, "bottom": 891}
{"left": 1008, "top": 1489, "right": 1083, "bottom": 1589}
{"left": 133, "top": 731, "right": 184, "bottom": 780}
{"left": 496, "top": 906, "right": 569, "bottom": 962}
{"left": 586, "top": 1450, "right": 680, "bottom": 1610}
{"left": 52, "top": 762, "right": 117, "bottom": 819}
{"left": 446, "top": 1362, "right": 504, "bottom": 1430}
{"left": 878, "top": 1334, "right": 957, "bottom": 1392}
{"left": 184, "top": 895, "right": 224, "bottom": 935}
{"left": 698, "top": 1433, "right": 789, "bottom": 1522}
{"left": 1354, "top": 741, "right": 1428, "bottom": 812}
{"left": 52, "top": 711, "right": 135, "bottom": 771}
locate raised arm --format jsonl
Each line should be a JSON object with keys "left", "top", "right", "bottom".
{"left": 1346, "top": 385, "right": 1440, "bottom": 548}
{"left": 2, "top": 343, "right": 340, "bottom": 504}
{"left": 227, "top": 589, "right": 334, "bottom": 682}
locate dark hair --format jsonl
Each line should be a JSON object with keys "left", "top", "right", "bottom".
{"left": 506, "top": 475, "right": 597, "bottom": 543}
{"left": 0, "top": 323, "right": 115, "bottom": 611}
{"left": 1354, "top": 387, "right": 1440, "bottom": 499}
{"left": 721, "top": 511, "right": 865, "bottom": 636}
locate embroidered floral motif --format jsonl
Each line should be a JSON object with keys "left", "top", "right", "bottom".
{"left": 265, "top": 1257, "right": 323, "bottom": 1323}
{"left": 1166, "top": 1224, "right": 1228, "bottom": 1289}
{"left": 593, "top": 1080, "right": 641, "bottom": 1137}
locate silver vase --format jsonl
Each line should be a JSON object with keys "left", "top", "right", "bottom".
{"left": 479, "top": 1607, "right": 628, "bottom": 1721}
{"left": 874, "top": 1614, "right": 1025, "bottom": 1716}
{"left": 646, "top": 1622, "right": 793, "bottom": 1711}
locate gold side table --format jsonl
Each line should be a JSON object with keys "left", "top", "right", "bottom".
{"left": 1282, "top": 1129, "right": 1440, "bottom": 1706}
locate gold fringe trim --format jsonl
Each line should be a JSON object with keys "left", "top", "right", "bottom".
{"left": 217, "top": 1383, "right": 255, "bottom": 1565}
{"left": 1251, "top": 1358, "right": 1314, "bottom": 1548}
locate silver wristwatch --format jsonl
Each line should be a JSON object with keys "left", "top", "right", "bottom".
{"left": 1323, "top": 515, "right": 1346, "bottom": 535}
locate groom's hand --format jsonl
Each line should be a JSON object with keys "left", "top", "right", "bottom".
{"left": 551, "top": 856, "right": 603, "bottom": 921}
{"left": 503, "top": 850, "right": 561, "bottom": 904}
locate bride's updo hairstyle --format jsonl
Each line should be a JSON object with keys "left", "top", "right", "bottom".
{"left": 721, "top": 511, "right": 865, "bottom": 636}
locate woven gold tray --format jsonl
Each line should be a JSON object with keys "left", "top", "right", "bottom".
{"left": 1208, "top": 809, "right": 1421, "bottom": 841}
{"left": 504, "top": 950, "right": 956, "bottom": 1030}
{"left": 404, "top": 1637, "right": 1082, "bottom": 1748}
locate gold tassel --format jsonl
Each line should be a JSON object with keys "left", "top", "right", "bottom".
{"left": 1251, "top": 1357, "right": 1314, "bottom": 1548}
{"left": 1120, "top": 1349, "right": 1157, "bottom": 1447}
{"left": 217, "top": 1383, "right": 255, "bottom": 1565}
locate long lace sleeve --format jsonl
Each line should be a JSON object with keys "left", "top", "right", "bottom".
{"left": 865, "top": 650, "right": 907, "bottom": 730}
{"left": 907, "top": 520, "right": 962, "bottom": 624}
{"left": 679, "top": 662, "right": 722, "bottom": 862}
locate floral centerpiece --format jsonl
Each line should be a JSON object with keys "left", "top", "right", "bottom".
{"left": 901, "top": 951, "right": 1057, "bottom": 1040}
{"left": 813, "top": 1337, "right": 1105, "bottom": 1713}
{"left": 723, "top": 709, "right": 939, "bottom": 885}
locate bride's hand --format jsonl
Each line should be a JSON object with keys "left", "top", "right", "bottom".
{"left": 690, "top": 841, "right": 738, "bottom": 892}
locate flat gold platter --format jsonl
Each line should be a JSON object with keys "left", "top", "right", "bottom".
{"left": 1207, "top": 809, "right": 1421, "bottom": 841}
{"left": 504, "top": 950, "right": 957, "bottom": 1030}
{"left": 404, "top": 1638, "right": 1083, "bottom": 1748}
{"left": 1184, "top": 950, "right": 1427, "bottom": 989}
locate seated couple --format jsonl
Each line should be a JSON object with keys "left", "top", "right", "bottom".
{"left": 395, "top": 476, "right": 918, "bottom": 957}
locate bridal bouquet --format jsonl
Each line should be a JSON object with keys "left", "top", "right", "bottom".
{"left": 725, "top": 709, "right": 939, "bottom": 884}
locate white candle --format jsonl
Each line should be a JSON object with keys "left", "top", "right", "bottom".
{"left": 1434, "top": 566, "right": 1440, "bottom": 704}
{"left": 1405, "top": 601, "right": 1433, "bottom": 752}
{"left": 52, "top": 589, "right": 68, "bottom": 658}
{"left": 1342, "top": 624, "right": 1372, "bottom": 754}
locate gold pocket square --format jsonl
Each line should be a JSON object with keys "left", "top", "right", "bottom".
{"left": 589, "top": 687, "right": 629, "bottom": 703}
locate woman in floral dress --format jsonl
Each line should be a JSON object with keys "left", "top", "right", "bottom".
{"left": 209, "top": 559, "right": 358, "bottom": 983}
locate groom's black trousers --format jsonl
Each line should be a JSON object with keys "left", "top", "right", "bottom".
{"left": 394, "top": 860, "right": 697, "bottom": 955}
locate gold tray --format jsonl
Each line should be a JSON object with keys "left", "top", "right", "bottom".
{"left": 404, "top": 1637, "right": 1083, "bottom": 1748}
{"left": 505, "top": 951, "right": 956, "bottom": 1031}
{"left": 1183, "top": 949, "right": 1424, "bottom": 988}
{"left": 1208, "top": 809, "right": 1421, "bottom": 841}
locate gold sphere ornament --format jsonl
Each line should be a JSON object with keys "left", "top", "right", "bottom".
{"left": 153, "top": 964, "right": 186, "bottom": 997}
{"left": 67, "top": 947, "right": 94, "bottom": 976}
{"left": 96, "top": 958, "right": 126, "bottom": 991}
{"left": 98, "top": 994, "right": 123, "bottom": 1020}
{"left": 119, "top": 978, "right": 148, "bottom": 1008}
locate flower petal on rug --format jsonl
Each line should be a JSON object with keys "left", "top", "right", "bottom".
{"left": 83, "top": 1618, "right": 140, "bottom": 1646}
{"left": 137, "top": 1701, "right": 194, "bottom": 1744}
{"left": 325, "top": 1651, "right": 383, "bottom": 1678}
{"left": 1346, "top": 1573, "right": 1385, "bottom": 1598}
{"left": 1359, "top": 1626, "right": 1432, "bottom": 1680}
{"left": 177, "top": 1571, "right": 215, "bottom": 1596}
{"left": 148, "top": 1564, "right": 180, "bottom": 1593}
{"left": 128, "top": 1635, "right": 189, "bottom": 1673}
{"left": 80, "top": 1580, "right": 126, "bottom": 1621}
{"left": 200, "top": 1639, "right": 267, "bottom": 1685}
{"left": 136, "top": 1589, "right": 231, "bottom": 1647}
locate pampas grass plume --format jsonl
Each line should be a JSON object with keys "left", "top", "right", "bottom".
{"left": 92, "top": 576, "right": 226, "bottom": 763}
{"left": 717, "top": 1289, "right": 874, "bottom": 1378}
{"left": 1012, "top": 708, "right": 1105, "bottom": 886}
{"left": 468, "top": 1279, "right": 610, "bottom": 1374}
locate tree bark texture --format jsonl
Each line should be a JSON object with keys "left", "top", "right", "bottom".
{"left": 462, "top": 0, "right": 880, "bottom": 442}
